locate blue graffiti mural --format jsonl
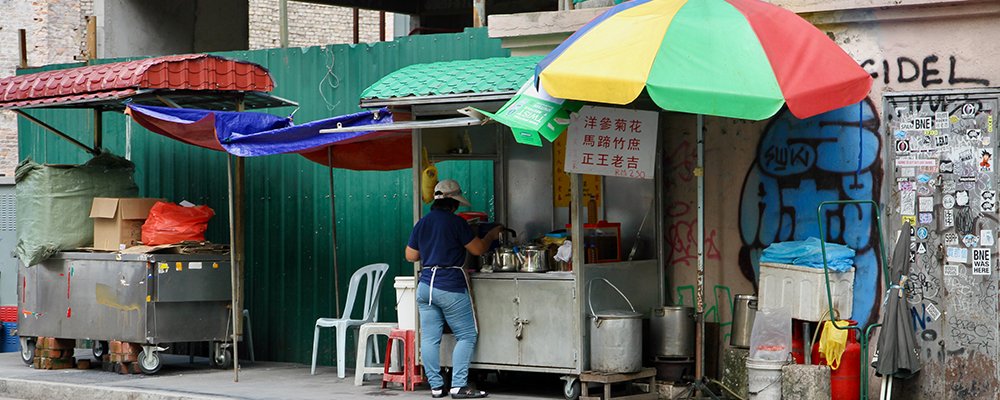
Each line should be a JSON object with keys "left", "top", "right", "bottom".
{"left": 739, "top": 99, "right": 883, "bottom": 325}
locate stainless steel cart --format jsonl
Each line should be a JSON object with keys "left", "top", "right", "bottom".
{"left": 17, "top": 252, "right": 234, "bottom": 373}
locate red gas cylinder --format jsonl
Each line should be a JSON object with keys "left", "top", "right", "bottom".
{"left": 811, "top": 320, "right": 860, "bottom": 400}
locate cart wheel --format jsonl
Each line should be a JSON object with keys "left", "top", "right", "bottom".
{"left": 138, "top": 349, "right": 162, "bottom": 374}
{"left": 19, "top": 337, "right": 35, "bottom": 366}
{"left": 92, "top": 340, "right": 109, "bottom": 359}
{"left": 214, "top": 347, "right": 233, "bottom": 369}
{"left": 563, "top": 376, "right": 581, "bottom": 400}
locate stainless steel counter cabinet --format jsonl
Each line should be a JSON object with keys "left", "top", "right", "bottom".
{"left": 17, "top": 252, "right": 234, "bottom": 374}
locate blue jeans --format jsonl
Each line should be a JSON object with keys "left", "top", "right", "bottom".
{"left": 417, "top": 282, "right": 477, "bottom": 389}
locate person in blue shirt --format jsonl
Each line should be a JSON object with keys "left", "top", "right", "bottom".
{"left": 405, "top": 179, "right": 502, "bottom": 399}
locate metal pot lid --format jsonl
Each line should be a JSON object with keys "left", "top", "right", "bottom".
{"left": 593, "top": 309, "right": 643, "bottom": 319}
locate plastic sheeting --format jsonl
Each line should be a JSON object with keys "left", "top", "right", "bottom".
{"left": 16, "top": 153, "right": 138, "bottom": 266}
{"left": 760, "top": 237, "right": 856, "bottom": 272}
{"left": 126, "top": 104, "right": 410, "bottom": 170}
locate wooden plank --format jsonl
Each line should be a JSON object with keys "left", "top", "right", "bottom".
{"left": 18, "top": 29, "right": 27, "bottom": 69}
{"left": 85, "top": 16, "right": 97, "bottom": 59}
{"left": 581, "top": 368, "right": 656, "bottom": 384}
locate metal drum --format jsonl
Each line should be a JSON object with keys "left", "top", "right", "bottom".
{"left": 588, "top": 279, "right": 643, "bottom": 373}
{"left": 731, "top": 294, "right": 758, "bottom": 349}
{"left": 650, "top": 306, "right": 696, "bottom": 358}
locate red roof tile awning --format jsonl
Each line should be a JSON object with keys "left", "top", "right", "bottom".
{"left": 0, "top": 54, "right": 294, "bottom": 111}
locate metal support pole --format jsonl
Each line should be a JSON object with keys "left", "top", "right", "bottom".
{"left": 379, "top": 11, "right": 386, "bottom": 41}
{"left": 695, "top": 114, "right": 705, "bottom": 380}
{"left": 279, "top": 0, "right": 289, "bottom": 48}
{"left": 18, "top": 29, "right": 27, "bottom": 69}
{"left": 13, "top": 110, "right": 98, "bottom": 155}
{"left": 353, "top": 8, "right": 360, "bottom": 44}
{"left": 93, "top": 109, "right": 103, "bottom": 151}
{"left": 655, "top": 114, "right": 667, "bottom": 306}
{"left": 125, "top": 114, "right": 132, "bottom": 160}
{"left": 328, "top": 147, "right": 342, "bottom": 316}
{"left": 226, "top": 154, "right": 240, "bottom": 382}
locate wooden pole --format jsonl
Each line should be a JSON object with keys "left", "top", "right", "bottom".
{"left": 86, "top": 16, "right": 97, "bottom": 60}
{"left": 379, "top": 11, "right": 386, "bottom": 42}
{"left": 18, "top": 29, "right": 27, "bottom": 69}
{"left": 473, "top": 0, "right": 486, "bottom": 28}
{"left": 226, "top": 154, "right": 240, "bottom": 383}
{"left": 227, "top": 97, "right": 247, "bottom": 382}
{"left": 353, "top": 8, "right": 360, "bottom": 44}
{"left": 279, "top": 0, "right": 289, "bottom": 48}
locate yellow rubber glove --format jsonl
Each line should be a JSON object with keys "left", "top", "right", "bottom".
{"left": 420, "top": 147, "right": 438, "bottom": 204}
{"left": 818, "top": 320, "right": 849, "bottom": 370}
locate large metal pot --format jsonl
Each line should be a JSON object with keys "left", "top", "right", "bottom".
{"left": 588, "top": 279, "right": 642, "bottom": 373}
{"left": 730, "top": 294, "right": 757, "bottom": 349}
{"left": 493, "top": 247, "right": 520, "bottom": 272}
{"left": 650, "top": 306, "right": 696, "bottom": 358}
{"left": 518, "top": 244, "right": 549, "bottom": 272}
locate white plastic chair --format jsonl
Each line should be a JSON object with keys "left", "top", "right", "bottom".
{"left": 311, "top": 263, "right": 390, "bottom": 377}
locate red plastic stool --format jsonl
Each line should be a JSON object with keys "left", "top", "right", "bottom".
{"left": 382, "top": 329, "right": 425, "bottom": 391}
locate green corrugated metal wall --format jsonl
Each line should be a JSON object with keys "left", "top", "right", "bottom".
{"left": 17, "top": 28, "right": 508, "bottom": 364}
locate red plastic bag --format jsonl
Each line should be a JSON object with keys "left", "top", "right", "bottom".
{"left": 141, "top": 202, "right": 215, "bottom": 245}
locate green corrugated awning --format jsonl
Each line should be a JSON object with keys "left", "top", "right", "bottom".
{"left": 359, "top": 56, "right": 543, "bottom": 107}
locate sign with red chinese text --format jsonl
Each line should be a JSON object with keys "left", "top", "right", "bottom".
{"left": 565, "top": 106, "right": 658, "bottom": 179}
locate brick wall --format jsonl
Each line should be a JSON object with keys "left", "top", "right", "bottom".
{"left": 248, "top": 0, "right": 393, "bottom": 49}
{"left": 0, "top": 0, "right": 90, "bottom": 177}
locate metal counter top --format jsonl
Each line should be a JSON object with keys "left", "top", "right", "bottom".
{"left": 470, "top": 271, "right": 574, "bottom": 280}
{"left": 48, "top": 251, "right": 231, "bottom": 263}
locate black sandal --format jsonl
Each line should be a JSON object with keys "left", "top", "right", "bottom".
{"left": 451, "top": 386, "right": 488, "bottom": 399}
{"left": 431, "top": 387, "right": 447, "bottom": 398}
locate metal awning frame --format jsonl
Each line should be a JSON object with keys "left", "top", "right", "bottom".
{"left": 359, "top": 91, "right": 517, "bottom": 108}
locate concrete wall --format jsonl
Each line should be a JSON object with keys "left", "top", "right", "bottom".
{"left": 94, "top": 0, "right": 249, "bottom": 58}
{"left": 248, "top": 0, "right": 392, "bottom": 49}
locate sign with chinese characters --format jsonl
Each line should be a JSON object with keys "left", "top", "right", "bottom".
{"left": 565, "top": 106, "right": 658, "bottom": 179}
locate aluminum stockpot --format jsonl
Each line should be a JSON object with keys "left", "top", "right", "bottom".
{"left": 518, "top": 244, "right": 549, "bottom": 272}
{"left": 650, "top": 306, "right": 696, "bottom": 358}
{"left": 730, "top": 294, "right": 758, "bottom": 349}
{"left": 589, "top": 279, "right": 643, "bottom": 373}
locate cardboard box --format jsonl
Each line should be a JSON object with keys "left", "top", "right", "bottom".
{"left": 90, "top": 198, "right": 163, "bottom": 251}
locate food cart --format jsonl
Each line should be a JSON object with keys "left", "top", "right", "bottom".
{"left": 331, "top": 57, "right": 666, "bottom": 398}
{"left": 0, "top": 54, "right": 297, "bottom": 376}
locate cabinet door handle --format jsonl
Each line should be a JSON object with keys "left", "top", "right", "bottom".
{"left": 513, "top": 318, "right": 530, "bottom": 340}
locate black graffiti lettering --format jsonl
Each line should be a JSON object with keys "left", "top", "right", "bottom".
{"left": 763, "top": 145, "right": 810, "bottom": 171}
{"left": 922, "top": 55, "right": 943, "bottom": 87}
{"left": 882, "top": 59, "right": 890, "bottom": 85}
{"left": 898, "top": 57, "right": 920, "bottom": 83}
{"left": 949, "top": 56, "right": 990, "bottom": 86}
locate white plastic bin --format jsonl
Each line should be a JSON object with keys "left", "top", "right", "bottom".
{"left": 394, "top": 276, "right": 416, "bottom": 330}
{"left": 758, "top": 263, "right": 854, "bottom": 321}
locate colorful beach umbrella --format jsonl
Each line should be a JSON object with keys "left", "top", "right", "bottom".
{"left": 536, "top": 0, "right": 873, "bottom": 120}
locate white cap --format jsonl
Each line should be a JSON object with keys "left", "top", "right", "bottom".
{"left": 433, "top": 179, "right": 471, "bottom": 206}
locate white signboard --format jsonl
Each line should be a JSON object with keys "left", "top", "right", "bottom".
{"left": 973, "top": 248, "right": 992, "bottom": 275}
{"left": 566, "top": 106, "right": 658, "bottom": 179}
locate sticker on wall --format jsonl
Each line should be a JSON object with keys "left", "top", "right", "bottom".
{"left": 947, "top": 247, "right": 969, "bottom": 263}
{"left": 982, "top": 190, "right": 997, "bottom": 213}
{"left": 944, "top": 264, "right": 960, "bottom": 276}
{"left": 917, "top": 226, "right": 930, "bottom": 240}
{"left": 963, "top": 234, "right": 980, "bottom": 248}
{"left": 967, "top": 129, "right": 983, "bottom": 141}
{"left": 989, "top": 115, "right": 995, "bottom": 133}
{"left": 900, "top": 191, "right": 916, "bottom": 215}
{"left": 956, "top": 190, "right": 971, "bottom": 206}
{"left": 902, "top": 215, "right": 917, "bottom": 226}
{"left": 918, "top": 196, "right": 934, "bottom": 212}
{"left": 901, "top": 168, "right": 916, "bottom": 178}
{"left": 895, "top": 130, "right": 907, "bottom": 140}
{"left": 944, "top": 209, "right": 955, "bottom": 227}
{"left": 962, "top": 103, "right": 980, "bottom": 118}
{"left": 983, "top": 136, "right": 992, "bottom": 147}
{"left": 972, "top": 248, "right": 991, "bottom": 275}
{"left": 982, "top": 229, "right": 995, "bottom": 247}
{"left": 979, "top": 148, "right": 993, "bottom": 172}
{"left": 944, "top": 232, "right": 959, "bottom": 245}
{"left": 934, "top": 135, "right": 949, "bottom": 148}
{"left": 899, "top": 181, "right": 915, "bottom": 192}
{"left": 939, "top": 159, "right": 954, "bottom": 174}
{"left": 896, "top": 159, "right": 938, "bottom": 168}
{"left": 916, "top": 174, "right": 932, "bottom": 184}
{"left": 943, "top": 180, "right": 957, "bottom": 193}
{"left": 943, "top": 194, "right": 956, "bottom": 209}
{"left": 919, "top": 213, "right": 933, "bottom": 225}
{"left": 926, "top": 303, "right": 942, "bottom": 321}
{"left": 959, "top": 176, "right": 977, "bottom": 183}
{"left": 914, "top": 116, "right": 933, "bottom": 131}
{"left": 958, "top": 148, "right": 975, "bottom": 163}
{"left": 895, "top": 139, "right": 910, "bottom": 154}
{"left": 956, "top": 207, "right": 976, "bottom": 235}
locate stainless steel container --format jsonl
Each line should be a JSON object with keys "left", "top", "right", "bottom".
{"left": 588, "top": 279, "right": 643, "bottom": 373}
{"left": 730, "top": 294, "right": 758, "bottom": 349}
{"left": 650, "top": 306, "right": 696, "bottom": 358}
{"left": 518, "top": 244, "right": 549, "bottom": 272}
{"left": 493, "top": 247, "right": 520, "bottom": 272}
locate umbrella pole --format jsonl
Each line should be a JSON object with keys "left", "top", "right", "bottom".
{"left": 328, "top": 147, "right": 342, "bottom": 316}
{"left": 695, "top": 114, "right": 705, "bottom": 381}
{"left": 226, "top": 154, "right": 240, "bottom": 382}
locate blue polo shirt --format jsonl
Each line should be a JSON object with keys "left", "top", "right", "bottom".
{"left": 407, "top": 209, "right": 475, "bottom": 293}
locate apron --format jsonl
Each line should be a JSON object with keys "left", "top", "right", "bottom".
{"left": 425, "top": 266, "right": 479, "bottom": 333}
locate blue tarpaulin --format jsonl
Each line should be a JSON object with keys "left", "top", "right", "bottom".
{"left": 760, "top": 237, "right": 856, "bottom": 272}
{"left": 126, "top": 104, "right": 410, "bottom": 170}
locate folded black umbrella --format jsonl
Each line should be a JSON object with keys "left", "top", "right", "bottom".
{"left": 873, "top": 221, "right": 921, "bottom": 378}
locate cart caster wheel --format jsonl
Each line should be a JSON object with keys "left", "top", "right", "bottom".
{"left": 213, "top": 347, "right": 233, "bottom": 369}
{"left": 19, "top": 337, "right": 35, "bottom": 366}
{"left": 93, "top": 340, "right": 109, "bottom": 359}
{"left": 563, "top": 377, "right": 581, "bottom": 400}
{"left": 138, "top": 349, "right": 162, "bottom": 374}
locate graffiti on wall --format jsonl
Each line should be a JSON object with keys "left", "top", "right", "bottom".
{"left": 738, "top": 99, "right": 883, "bottom": 324}
{"left": 861, "top": 55, "right": 990, "bottom": 88}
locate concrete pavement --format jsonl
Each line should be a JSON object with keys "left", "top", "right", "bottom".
{"left": 0, "top": 351, "right": 565, "bottom": 400}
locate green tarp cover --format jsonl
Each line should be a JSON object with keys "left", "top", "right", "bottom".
{"left": 16, "top": 153, "right": 138, "bottom": 266}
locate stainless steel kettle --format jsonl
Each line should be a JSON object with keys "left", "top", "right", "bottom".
{"left": 517, "top": 244, "right": 549, "bottom": 272}
{"left": 494, "top": 247, "right": 520, "bottom": 271}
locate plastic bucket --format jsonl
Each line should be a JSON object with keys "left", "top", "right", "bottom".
{"left": 747, "top": 358, "right": 787, "bottom": 400}
{"left": 394, "top": 277, "right": 416, "bottom": 330}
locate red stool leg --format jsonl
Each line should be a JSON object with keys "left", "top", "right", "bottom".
{"left": 381, "top": 333, "right": 396, "bottom": 389}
